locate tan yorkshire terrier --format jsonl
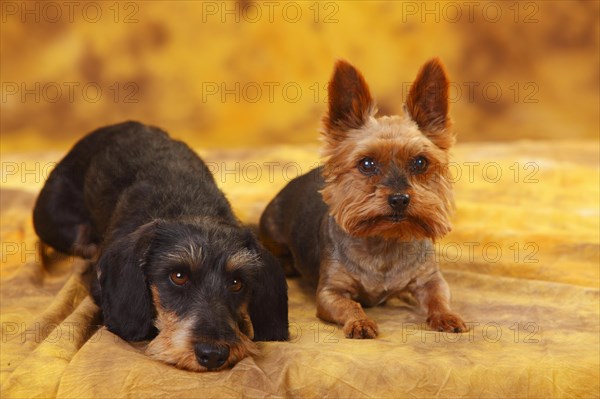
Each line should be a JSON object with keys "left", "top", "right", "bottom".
{"left": 260, "top": 58, "right": 466, "bottom": 338}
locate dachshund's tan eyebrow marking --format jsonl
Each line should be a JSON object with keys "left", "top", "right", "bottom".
{"left": 163, "top": 243, "right": 203, "bottom": 268}
{"left": 226, "top": 249, "right": 260, "bottom": 273}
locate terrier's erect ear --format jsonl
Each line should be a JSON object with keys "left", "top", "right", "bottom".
{"left": 323, "top": 60, "right": 375, "bottom": 139}
{"left": 405, "top": 58, "right": 453, "bottom": 149}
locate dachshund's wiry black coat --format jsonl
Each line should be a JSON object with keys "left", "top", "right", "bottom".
{"left": 33, "top": 121, "right": 288, "bottom": 371}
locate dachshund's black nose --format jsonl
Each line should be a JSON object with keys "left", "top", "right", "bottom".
{"left": 388, "top": 194, "right": 410, "bottom": 211}
{"left": 195, "top": 343, "right": 229, "bottom": 370}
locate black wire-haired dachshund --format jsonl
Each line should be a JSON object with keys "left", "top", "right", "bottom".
{"left": 33, "top": 121, "right": 289, "bottom": 371}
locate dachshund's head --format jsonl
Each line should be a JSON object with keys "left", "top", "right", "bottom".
{"left": 93, "top": 218, "right": 288, "bottom": 371}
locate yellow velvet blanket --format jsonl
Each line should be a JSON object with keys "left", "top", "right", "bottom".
{"left": 1, "top": 141, "right": 598, "bottom": 398}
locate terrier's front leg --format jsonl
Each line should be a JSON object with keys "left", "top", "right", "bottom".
{"left": 411, "top": 270, "right": 466, "bottom": 333}
{"left": 316, "top": 264, "right": 378, "bottom": 339}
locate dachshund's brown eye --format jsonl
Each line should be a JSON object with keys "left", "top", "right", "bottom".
{"left": 170, "top": 271, "right": 189, "bottom": 286}
{"left": 229, "top": 279, "right": 243, "bottom": 292}
{"left": 358, "top": 157, "right": 378, "bottom": 176}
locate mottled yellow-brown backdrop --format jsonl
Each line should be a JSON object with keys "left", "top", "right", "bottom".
{"left": 1, "top": 0, "right": 598, "bottom": 152}
{"left": 2, "top": 3, "right": 600, "bottom": 398}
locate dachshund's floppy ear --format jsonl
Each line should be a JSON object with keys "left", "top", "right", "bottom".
{"left": 245, "top": 232, "right": 289, "bottom": 341}
{"left": 95, "top": 221, "right": 158, "bottom": 341}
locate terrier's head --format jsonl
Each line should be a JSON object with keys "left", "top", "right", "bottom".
{"left": 320, "top": 59, "right": 455, "bottom": 241}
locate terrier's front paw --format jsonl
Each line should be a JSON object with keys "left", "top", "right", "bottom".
{"left": 343, "top": 319, "right": 378, "bottom": 339}
{"left": 427, "top": 312, "right": 467, "bottom": 333}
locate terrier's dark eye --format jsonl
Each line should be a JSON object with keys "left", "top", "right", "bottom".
{"left": 170, "top": 271, "right": 189, "bottom": 286}
{"left": 358, "top": 157, "right": 378, "bottom": 176}
{"left": 229, "top": 279, "right": 243, "bottom": 293}
{"left": 410, "top": 156, "right": 429, "bottom": 174}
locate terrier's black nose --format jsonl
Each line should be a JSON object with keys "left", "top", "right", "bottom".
{"left": 195, "top": 343, "right": 229, "bottom": 370}
{"left": 388, "top": 194, "right": 410, "bottom": 211}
